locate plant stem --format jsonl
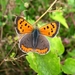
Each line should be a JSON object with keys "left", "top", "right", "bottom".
{"left": 33, "top": 0, "right": 58, "bottom": 26}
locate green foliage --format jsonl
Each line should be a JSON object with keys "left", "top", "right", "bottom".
{"left": 49, "top": 11, "right": 68, "bottom": 28}
{"left": 48, "top": 37, "right": 64, "bottom": 55}
{"left": 68, "top": 49, "right": 75, "bottom": 57}
{"left": 26, "top": 52, "right": 60, "bottom": 75}
{"left": 67, "top": 0, "right": 75, "bottom": 12}
{"left": 26, "top": 36, "right": 64, "bottom": 75}
{"left": 62, "top": 58, "right": 75, "bottom": 74}
{"left": 0, "top": 0, "right": 75, "bottom": 75}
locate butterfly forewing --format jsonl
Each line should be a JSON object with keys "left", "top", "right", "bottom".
{"left": 16, "top": 17, "right": 34, "bottom": 34}
{"left": 39, "top": 22, "right": 60, "bottom": 37}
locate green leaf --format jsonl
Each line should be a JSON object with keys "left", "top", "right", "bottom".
{"left": 49, "top": 11, "right": 68, "bottom": 28}
{"left": 26, "top": 52, "right": 61, "bottom": 75}
{"left": 10, "top": 52, "right": 16, "bottom": 58}
{"left": 68, "top": 49, "right": 75, "bottom": 57}
{"left": 67, "top": 0, "right": 75, "bottom": 12}
{"left": 62, "top": 58, "right": 75, "bottom": 74}
{"left": 48, "top": 37, "right": 64, "bottom": 55}
{"left": 67, "top": 0, "right": 75, "bottom": 8}
{"left": 0, "top": 0, "right": 8, "bottom": 11}
{"left": 0, "top": 22, "right": 2, "bottom": 26}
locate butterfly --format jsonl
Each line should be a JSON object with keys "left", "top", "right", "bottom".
{"left": 15, "top": 16, "right": 60, "bottom": 55}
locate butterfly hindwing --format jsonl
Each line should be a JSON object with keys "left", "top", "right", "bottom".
{"left": 19, "top": 33, "right": 33, "bottom": 53}
{"left": 19, "top": 33, "right": 49, "bottom": 54}
{"left": 39, "top": 22, "right": 60, "bottom": 37}
{"left": 16, "top": 17, "right": 34, "bottom": 34}
{"left": 35, "top": 34, "right": 50, "bottom": 54}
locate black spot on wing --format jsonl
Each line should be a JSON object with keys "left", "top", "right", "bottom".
{"left": 20, "top": 20, "right": 24, "bottom": 24}
{"left": 15, "top": 17, "right": 24, "bottom": 34}
{"left": 44, "top": 28, "right": 46, "bottom": 30}
{"left": 48, "top": 32, "right": 50, "bottom": 35}
{"left": 51, "top": 22, "right": 60, "bottom": 37}
{"left": 51, "top": 28, "right": 53, "bottom": 32}
{"left": 28, "top": 26, "right": 30, "bottom": 28}
{"left": 16, "top": 17, "right": 24, "bottom": 25}
{"left": 47, "top": 26, "right": 49, "bottom": 29}
{"left": 25, "top": 23, "right": 27, "bottom": 26}
{"left": 22, "top": 29, "right": 24, "bottom": 32}
{"left": 51, "top": 23, "right": 55, "bottom": 28}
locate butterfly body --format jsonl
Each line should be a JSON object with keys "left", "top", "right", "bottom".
{"left": 32, "top": 29, "right": 40, "bottom": 48}
{"left": 15, "top": 17, "right": 60, "bottom": 55}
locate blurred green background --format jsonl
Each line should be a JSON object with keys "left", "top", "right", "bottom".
{"left": 0, "top": 0, "right": 75, "bottom": 75}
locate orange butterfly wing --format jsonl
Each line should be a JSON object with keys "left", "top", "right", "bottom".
{"left": 39, "top": 22, "right": 60, "bottom": 37}
{"left": 16, "top": 17, "right": 34, "bottom": 34}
